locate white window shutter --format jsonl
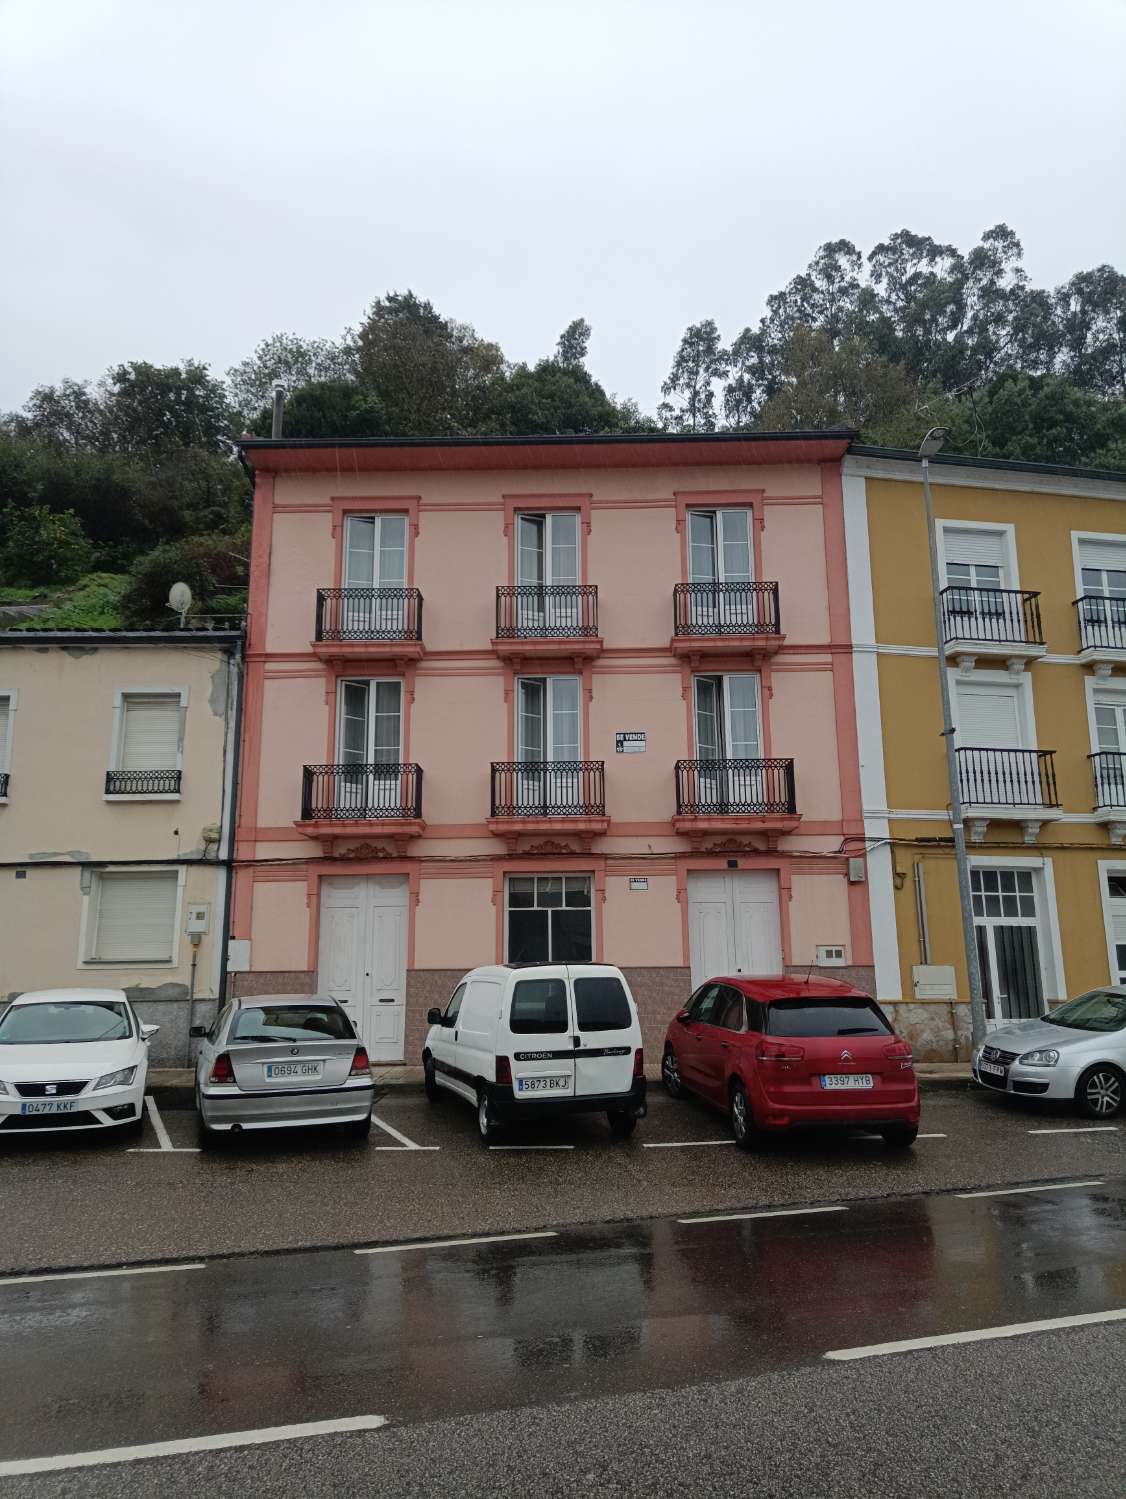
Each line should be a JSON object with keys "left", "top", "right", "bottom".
{"left": 944, "top": 528, "right": 1008, "bottom": 570}
{"left": 120, "top": 696, "right": 180, "bottom": 771}
{"left": 1078, "top": 538, "right": 1126, "bottom": 574}
{"left": 94, "top": 873, "right": 178, "bottom": 961}
{"left": 956, "top": 686, "right": 1022, "bottom": 746}
{"left": 0, "top": 698, "right": 8, "bottom": 763}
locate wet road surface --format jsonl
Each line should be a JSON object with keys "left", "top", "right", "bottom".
{"left": 2, "top": 1177, "right": 1125, "bottom": 1486}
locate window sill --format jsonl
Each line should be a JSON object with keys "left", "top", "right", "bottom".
{"left": 80, "top": 958, "right": 177, "bottom": 968}
{"left": 103, "top": 794, "right": 182, "bottom": 803}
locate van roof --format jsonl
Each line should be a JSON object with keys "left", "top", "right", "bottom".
{"left": 462, "top": 963, "right": 624, "bottom": 980}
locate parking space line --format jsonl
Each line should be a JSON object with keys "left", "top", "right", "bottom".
{"left": 918, "top": 1133, "right": 948, "bottom": 1139}
{"left": 956, "top": 1180, "right": 1103, "bottom": 1199}
{"left": 1027, "top": 1126, "right": 1119, "bottom": 1135}
{"left": 678, "top": 1205, "right": 848, "bottom": 1225}
{"left": 0, "top": 1263, "right": 206, "bottom": 1288}
{"left": 489, "top": 1144, "right": 575, "bottom": 1151}
{"left": 144, "top": 1095, "right": 173, "bottom": 1151}
{"left": 0, "top": 1414, "right": 389, "bottom": 1477}
{"left": 356, "top": 1231, "right": 558, "bottom": 1255}
{"left": 823, "top": 1307, "right": 1126, "bottom": 1362}
{"left": 370, "top": 1114, "right": 438, "bottom": 1151}
{"left": 643, "top": 1139, "right": 736, "bottom": 1149}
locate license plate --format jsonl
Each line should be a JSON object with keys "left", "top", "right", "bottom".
{"left": 264, "top": 1061, "right": 324, "bottom": 1080}
{"left": 20, "top": 1099, "right": 81, "bottom": 1115}
{"left": 979, "top": 1060, "right": 1006, "bottom": 1077}
{"left": 820, "top": 1074, "right": 873, "bottom": 1090}
{"left": 516, "top": 1075, "right": 571, "bottom": 1094}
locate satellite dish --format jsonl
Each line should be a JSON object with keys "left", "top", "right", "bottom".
{"left": 168, "top": 582, "right": 193, "bottom": 627}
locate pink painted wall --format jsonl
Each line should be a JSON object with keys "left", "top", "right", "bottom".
{"left": 414, "top": 876, "right": 495, "bottom": 968}
{"left": 410, "top": 674, "right": 506, "bottom": 824}
{"left": 769, "top": 667, "right": 842, "bottom": 820}
{"left": 592, "top": 505, "right": 680, "bottom": 643}
{"left": 251, "top": 880, "right": 312, "bottom": 971}
{"left": 594, "top": 670, "right": 686, "bottom": 822}
{"left": 414, "top": 508, "right": 504, "bottom": 652}
{"left": 788, "top": 873, "right": 852, "bottom": 965}
{"left": 256, "top": 675, "right": 330, "bottom": 828}
{"left": 760, "top": 503, "right": 830, "bottom": 643}
{"left": 265, "top": 512, "right": 334, "bottom": 654}
{"left": 603, "top": 873, "right": 682, "bottom": 966}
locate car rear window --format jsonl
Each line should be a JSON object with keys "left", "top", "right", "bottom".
{"left": 231, "top": 1006, "right": 354, "bottom": 1042}
{"left": 509, "top": 979, "right": 569, "bottom": 1034}
{"left": 765, "top": 999, "right": 892, "bottom": 1038}
{"left": 574, "top": 977, "right": 631, "bottom": 1032}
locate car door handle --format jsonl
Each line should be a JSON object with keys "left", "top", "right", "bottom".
{"left": 719, "top": 1041, "right": 732, "bottom": 1050}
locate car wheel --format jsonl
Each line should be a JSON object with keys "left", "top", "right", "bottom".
{"left": 881, "top": 1123, "right": 918, "bottom": 1149}
{"left": 477, "top": 1086, "right": 499, "bottom": 1145}
{"left": 730, "top": 1082, "right": 761, "bottom": 1152}
{"left": 344, "top": 1113, "right": 372, "bottom": 1142}
{"left": 662, "top": 1045, "right": 684, "bottom": 1098}
{"left": 608, "top": 1109, "right": 637, "bottom": 1138}
{"left": 423, "top": 1057, "right": 441, "bottom": 1103}
{"left": 1076, "top": 1064, "right": 1125, "bottom": 1120}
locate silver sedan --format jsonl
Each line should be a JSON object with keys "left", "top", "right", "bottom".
{"left": 191, "top": 994, "right": 374, "bottom": 1146}
{"left": 971, "top": 988, "right": 1126, "bottom": 1119}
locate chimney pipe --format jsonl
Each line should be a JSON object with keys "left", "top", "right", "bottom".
{"left": 271, "top": 382, "right": 285, "bottom": 439}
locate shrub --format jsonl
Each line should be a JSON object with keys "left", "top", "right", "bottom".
{"left": 0, "top": 502, "right": 95, "bottom": 584}
{"left": 121, "top": 533, "right": 249, "bottom": 626}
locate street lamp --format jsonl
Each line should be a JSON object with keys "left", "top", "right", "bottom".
{"left": 918, "top": 427, "right": 988, "bottom": 1050}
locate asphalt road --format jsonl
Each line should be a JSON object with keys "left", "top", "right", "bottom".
{"left": 2, "top": 1180, "right": 1124, "bottom": 1495}
{"left": 0, "top": 1084, "right": 1123, "bottom": 1273}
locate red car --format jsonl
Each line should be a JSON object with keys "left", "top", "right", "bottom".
{"left": 661, "top": 976, "right": 920, "bottom": 1148}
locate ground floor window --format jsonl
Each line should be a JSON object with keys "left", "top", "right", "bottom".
{"left": 86, "top": 870, "right": 179, "bottom": 963}
{"left": 506, "top": 874, "right": 592, "bottom": 963}
{"left": 1102, "top": 872, "right": 1126, "bottom": 984}
{"left": 971, "top": 867, "right": 1043, "bottom": 1021}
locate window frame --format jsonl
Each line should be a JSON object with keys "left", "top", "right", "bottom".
{"left": 935, "top": 520, "right": 1019, "bottom": 592}
{"left": 79, "top": 865, "right": 185, "bottom": 968}
{"left": 0, "top": 688, "right": 15, "bottom": 799}
{"left": 334, "top": 676, "right": 404, "bottom": 763}
{"left": 968, "top": 855, "right": 1065, "bottom": 1016}
{"left": 107, "top": 687, "right": 188, "bottom": 802}
{"left": 504, "top": 872, "right": 594, "bottom": 965}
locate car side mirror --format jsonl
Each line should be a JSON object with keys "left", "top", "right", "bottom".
{"left": 189, "top": 1024, "right": 207, "bottom": 1039}
{"left": 427, "top": 1007, "right": 443, "bottom": 1026}
{"left": 141, "top": 1023, "right": 160, "bottom": 1041}
{"left": 675, "top": 1010, "right": 691, "bottom": 1025}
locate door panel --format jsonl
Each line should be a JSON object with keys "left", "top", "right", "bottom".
{"left": 688, "top": 872, "right": 783, "bottom": 988}
{"left": 732, "top": 873, "right": 783, "bottom": 976}
{"left": 318, "top": 876, "right": 408, "bottom": 1061}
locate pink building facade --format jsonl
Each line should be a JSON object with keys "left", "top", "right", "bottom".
{"left": 233, "top": 433, "right": 872, "bottom": 1062}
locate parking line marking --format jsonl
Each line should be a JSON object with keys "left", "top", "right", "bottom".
{"left": 356, "top": 1231, "right": 558, "bottom": 1255}
{"left": 0, "top": 1414, "right": 388, "bottom": 1476}
{"left": 643, "top": 1139, "right": 737, "bottom": 1149}
{"left": 128, "top": 1148, "right": 201, "bottom": 1154}
{"left": 918, "top": 1133, "right": 948, "bottom": 1139}
{"left": 144, "top": 1095, "right": 173, "bottom": 1151}
{"left": 678, "top": 1205, "right": 848, "bottom": 1225}
{"left": 823, "top": 1307, "right": 1126, "bottom": 1362}
{"left": 489, "top": 1144, "right": 575, "bottom": 1151}
{"left": 0, "top": 1263, "right": 206, "bottom": 1288}
{"left": 369, "top": 1114, "right": 434, "bottom": 1151}
{"left": 956, "top": 1180, "right": 1104, "bottom": 1199}
{"left": 1027, "top": 1126, "right": 1119, "bottom": 1135}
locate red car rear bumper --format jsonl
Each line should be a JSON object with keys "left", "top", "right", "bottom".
{"left": 755, "top": 1091, "right": 920, "bottom": 1129}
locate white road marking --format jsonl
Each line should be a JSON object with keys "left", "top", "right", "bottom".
{"left": 356, "top": 1231, "right": 558, "bottom": 1255}
{"left": 1027, "top": 1126, "right": 1119, "bottom": 1135}
{"left": 489, "top": 1144, "right": 575, "bottom": 1151}
{"left": 369, "top": 1114, "right": 437, "bottom": 1151}
{"left": 0, "top": 1415, "right": 388, "bottom": 1476}
{"left": 956, "top": 1180, "right": 1104, "bottom": 1199}
{"left": 128, "top": 1147, "right": 201, "bottom": 1153}
{"left": 823, "top": 1307, "right": 1126, "bottom": 1362}
{"left": 678, "top": 1205, "right": 849, "bottom": 1225}
{"left": 917, "top": 1133, "right": 948, "bottom": 1139}
{"left": 0, "top": 1263, "right": 206, "bottom": 1288}
{"left": 144, "top": 1095, "right": 173, "bottom": 1151}
{"left": 643, "top": 1139, "right": 737, "bottom": 1149}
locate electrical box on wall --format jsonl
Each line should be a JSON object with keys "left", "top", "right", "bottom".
{"left": 816, "top": 944, "right": 847, "bottom": 967}
{"left": 186, "top": 903, "right": 210, "bottom": 935}
{"left": 227, "top": 939, "right": 251, "bottom": 972}
{"left": 847, "top": 858, "right": 866, "bottom": 884}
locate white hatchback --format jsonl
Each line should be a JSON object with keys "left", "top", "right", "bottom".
{"left": 0, "top": 988, "right": 155, "bottom": 1138}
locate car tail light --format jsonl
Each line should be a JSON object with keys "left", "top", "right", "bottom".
{"left": 633, "top": 1047, "right": 644, "bottom": 1078}
{"left": 884, "top": 1040, "right": 914, "bottom": 1070}
{"left": 350, "top": 1046, "right": 371, "bottom": 1076}
{"left": 495, "top": 1055, "right": 512, "bottom": 1086}
{"left": 209, "top": 1052, "right": 234, "bottom": 1084}
{"left": 755, "top": 1039, "right": 805, "bottom": 1064}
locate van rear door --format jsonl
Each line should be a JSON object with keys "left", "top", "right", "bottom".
{"left": 505, "top": 975, "right": 576, "bottom": 1102}
{"left": 572, "top": 970, "right": 637, "bottom": 1098}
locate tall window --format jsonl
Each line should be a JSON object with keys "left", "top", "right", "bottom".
{"left": 0, "top": 693, "right": 11, "bottom": 789}
{"left": 516, "top": 512, "right": 579, "bottom": 588}
{"left": 507, "top": 874, "right": 592, "bottom": 963}
{"left": 87, "top": 871, "right": 179, "bottom": 964}
{"left": 687, "top": 510, "right": 753, "bottom": 584}
{"left": 971, "top": 868, "right": 1043, "bottom": 1021}
{"left": 1104, "top": 874, "right": 1126, "bottom": 984}
{"left": 1077, "top": 537, "right": 1126, "bottom": 646}
{"left": 515, "top": 676, "right": 582, "bottom": 811}
{"left": 1093, "top": 694, "right": 1126, "bottom": 806}
{"left": 941, "top": 526, "right": 1010, "bottom": 633}
{"left": 336, "top": 679, "right": 403, "bottom": 814}
{"left": 694, "top": 674, "right": 761, "bottom": 760}
{"left": 118, "top": 694, "right": 181, "bottom": 772}
{"left": 344, "top": 514, "right": 407, "bottom": 589}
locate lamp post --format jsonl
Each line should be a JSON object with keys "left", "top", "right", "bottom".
{"left": 919, "top": 427, "right": 988, "bottom": 1051}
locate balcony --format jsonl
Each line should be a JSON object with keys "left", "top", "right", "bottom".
{"left": 296, "top": 762, "right": 424, "bottom": 851}
{"left": 956, "top": 747, "right": 1061, "bottom": 843}
{"left": 491, "top": 586, "right": 602, "bottom": 665}
{"left": 1090, "top": 752, "right": 1126, "bottom": 844}
{"left": 0, "top": 772, "right": 8, "bottom": 800}
{"left": 312, "top": 588, "right": 424, "bottom": 667}
{"left": 940, "top": 587, "right": 1045, "bottom": 674}
{"left": 1075, "top": 595, "right": 1126, "bottom": 676}
{"left": 670, "top": 582, "right": 783, "bottom": 663}
{"left": 672, "top": 758, "right": 800, "bottom": 847}
{"left": 487, "top": 760, "right": 609, "bottom": 850}
{"left": 104, "top": 769, "right": 181, "bottom": 798}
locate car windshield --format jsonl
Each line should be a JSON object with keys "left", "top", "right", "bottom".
{"left": 1046, "top": 991, "right": 1126, "bottom": 1033}
{"left": 230, "top": 1006, "right": 353, "bottom": 1043}
{"left": 765, "top": 998, "right": 892, "bottom": 1038}
{"left": 0, "top": 1001, "right": 131, "bottom": 1045}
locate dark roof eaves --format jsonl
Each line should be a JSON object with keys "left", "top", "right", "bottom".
{"left": 848, "top": 444, "right": 1126, "bottom": 485}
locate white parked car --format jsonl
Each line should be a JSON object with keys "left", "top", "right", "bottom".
{"left": 0, "top": 988, "right": 155, "bottom": 1137}
{"left": 422, "top": 963, "right": 647, "bottom": 1143}
{"left": 972, "top": 987, "right": 1126, "bottom": 1118}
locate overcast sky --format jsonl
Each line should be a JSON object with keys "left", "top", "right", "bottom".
{"left": 2, "top": 0, "right": 1124, "bottom": 416}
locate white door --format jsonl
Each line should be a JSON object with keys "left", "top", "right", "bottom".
{"left": 343, "top": 514, "right": 408, "bottom": 634}
{"left": 318, "top": 875, "right": 409, "bottom": 1060}
{"left": 337, "top": 678, "right": 404, "bottom": 814}
{"left": 516, "top": 512, "right": 580, "bottom": 632}
{"left": 687, "top": 871, "right": 782, "bottom": 988}
{"left": 516, "top": 675, "right": 581, "bottom": 810}
{"left": 688, "top": 509, "right": 753, "bottom": 629}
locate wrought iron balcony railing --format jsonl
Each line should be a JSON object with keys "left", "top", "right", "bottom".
{"left": 939, "top": 586, "right": 1043, "bottom": 647}
{"left": 675, "top": 758, "right": 797, "bottom": 816}
{"left": 0, "top": 772, "right": 8, "bottom": 798}
{"left": 315, "top": 588, "right": 423, "bottom": 642}
{"left": 955, "top": 748, "right": 1059, "bottom": 809}
{"left": 300, "top": 763, "right": 423, "bottom": 821}
{"left": 495, "top": 585, "right": 599, "bottom": 639}
{"left": 1091, "top": 752, "right": 1126, "bottom": 811}
{"left": 105, "top": 769, "right": 182, "bottom": 796}
{"left": 1076, "top": 594, "right": 1126, "bottom": 653}
{"left": 490, "top": 761, "right": 606, "bottom": 818}
{"left": 673, "top": 582, "right": 780, "bottom": 637}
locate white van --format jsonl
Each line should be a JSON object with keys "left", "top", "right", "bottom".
{"left": 422, "top": 963, "right": 647, "bottom": 1143}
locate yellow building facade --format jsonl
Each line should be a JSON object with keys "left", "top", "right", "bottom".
{"left": 843, "top": 449, "right": 1126, "bottom": 1060}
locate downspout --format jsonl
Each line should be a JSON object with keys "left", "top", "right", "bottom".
{"left": 215, "top": 634, "right": 245, "bottom": 1018}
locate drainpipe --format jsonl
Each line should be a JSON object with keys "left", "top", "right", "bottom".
{"left": 215, "top": 637, "right": 245, "bottom": 1020}
{"left": 914, "top": 861, "right": 930, "bottom": 965}
{"left": 271, "top": 383, "right": 285, "bottom": 438}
